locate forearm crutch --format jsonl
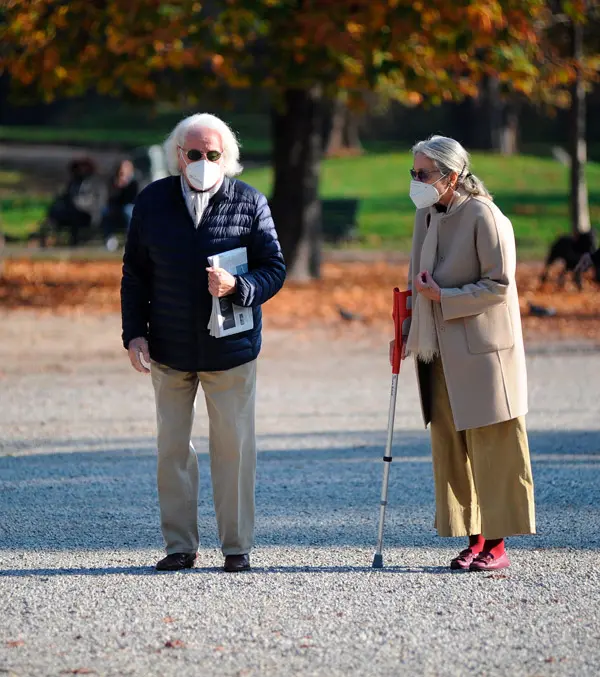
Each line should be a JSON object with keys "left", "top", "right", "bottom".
{"left": 372, "top": 287, "right": 412, "bottom": 569}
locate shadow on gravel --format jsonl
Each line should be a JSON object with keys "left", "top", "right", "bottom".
{"left": 0, "top": 564, "right": 452, "bottom": 578}
{"left": 1, "top": 429, "right": 599, "bottom": 555}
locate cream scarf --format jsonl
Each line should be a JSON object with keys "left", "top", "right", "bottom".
{"left": 406, "top": 209, "right": 442, "bottom": 363}
{"left": 406, "top": 192, "right": 469, "bottom": 362}
{"left": 181, "top": 175, "right": 223, "bottom": 228}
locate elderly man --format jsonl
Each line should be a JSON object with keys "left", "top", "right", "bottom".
{"left": 121, "top": 113, "right": 286, "bottom": 572}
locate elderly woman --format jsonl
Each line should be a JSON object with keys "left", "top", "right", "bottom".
{"left": 121, "top": 113, "right": 285, "bottom": 573}
{"left": 395, "top": 135, "right": 535, "bottom": 572}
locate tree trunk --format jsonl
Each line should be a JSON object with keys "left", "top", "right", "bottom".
{"left": 270, "top": 87, "right": 324, "bottom": 280}
{"left": 324, "top": 98, "right": 363, "bottom": 156}
{"left": 344, "top": 108, "right": 362, "bottom": 153}
{"left": 324, "top": 98, "right": 345, "bottom": 155}
{"left": 461, "top": 76, "right": 500, "bottom": 151}
{"left": 499, "top": 102, "right": 519, "bottom": 156}
{"left": 488, "top": 76, "right": 503, "bottom": 152}
{"left": 450, "top": 98, "right": 480, "bottom": 148}
{"left": 569, "top": 20, "right": 591, "bottom": 235}
{"left": 485, "top": 77, "right": 519, "bottom": 155}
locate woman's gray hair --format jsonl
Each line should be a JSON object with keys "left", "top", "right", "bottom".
{"left": 164, "top": 113, "right": 243, "bottom": 177}
{"left": 412, "top": 135, "right": 491, "bottom": 199}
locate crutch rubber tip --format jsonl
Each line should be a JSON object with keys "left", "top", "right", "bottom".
{"left": 372, "top": 553, "right": 384, "bottom": 568}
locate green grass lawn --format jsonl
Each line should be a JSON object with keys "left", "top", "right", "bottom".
{"left": 0, "top": 125, "right": 271, "bottom": 155}
{"left": 0, "top": 171, "right": 48, "bottom": 237}
{"left": 242, "top": 152, "right": 600, "bottom": 259}
{"left": 0, "top": 112, "right": 271, "bottom": 155}
{"left": 0, "top": 125, "right": 166, "bottom": 148}
{"left": 2, "top": 153, "right": 599, "bottom": 259}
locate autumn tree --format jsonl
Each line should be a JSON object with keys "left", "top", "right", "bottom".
{"left": 2, "top": 0, "right": 553, "bottom": 277}
{"left": 569, "top": 13, "right": 592, "bottom": 235}
{"left": 524, "top": 0, "right": 600, "bottom": 235}
{"left": 558, "top": 2, "right": 599, "bottom": 236}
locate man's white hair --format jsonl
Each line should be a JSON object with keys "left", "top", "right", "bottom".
{"left": 164, "top": 113, "right": 243, "bottom": 177}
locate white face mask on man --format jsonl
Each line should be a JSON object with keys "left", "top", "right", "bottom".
{"left": 409, "top": 174, "right": 448, "bottom": 209}
{"left": 180, "top": 149, "right": 223, "bottom": 192}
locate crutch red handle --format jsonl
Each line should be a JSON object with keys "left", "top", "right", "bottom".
{"left": 391, "top": 288, "right": 412, "bottom": 375}
{"left": 373, "top": 287, "right": 412, "bottom": 568}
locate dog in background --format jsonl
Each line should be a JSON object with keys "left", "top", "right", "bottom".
{"left": 539, "top": 230, "right": 599, "bottom": 290}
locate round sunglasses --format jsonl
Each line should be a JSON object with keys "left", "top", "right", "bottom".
{"left": 179, "top": 146, "right": 222, "bottom": 163}
{"left": 410, "top": 168, "right": 441, "bottom": 182}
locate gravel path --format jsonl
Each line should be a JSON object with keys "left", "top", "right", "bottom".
{"left": 1, "top": 313, "right": 599, "bottom": 677}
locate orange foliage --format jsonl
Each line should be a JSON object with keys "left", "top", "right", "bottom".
{"left": 2, "top": 260, "right": 599, "bottom": 342}
{"left": 0, "top": 0, "right": 560, "bottom": 107}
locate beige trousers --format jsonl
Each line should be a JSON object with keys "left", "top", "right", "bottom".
{"left": 151, "top": 359, "right": 257, "bottom": 556}
{"left": 430, "top": 357, "right": 536, "bottom": 540}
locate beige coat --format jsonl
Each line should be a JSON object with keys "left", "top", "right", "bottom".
{"left": 407, "top": 195, "right": 528, "bottom": 431}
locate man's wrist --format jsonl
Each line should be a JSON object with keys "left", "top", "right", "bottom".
{"left": 227, "top": 275, "right": 237, "bottom": 295}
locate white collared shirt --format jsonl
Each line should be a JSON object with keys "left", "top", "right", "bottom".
{"left": 180, "top": 175, "right": 223, "bottom": 228}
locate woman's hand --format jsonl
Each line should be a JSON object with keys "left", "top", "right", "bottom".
{"left": 414, "top": 270, "right": 441, "bottom": 302}
{"left": 389, "top": 337, "right": 408, "bottom": 366}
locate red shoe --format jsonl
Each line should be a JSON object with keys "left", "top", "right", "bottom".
{"left": 450, "top": 548, "right": 476, "bottom": 570}
{"left": 469, "top": 551, "right": 511, "bottom": 572}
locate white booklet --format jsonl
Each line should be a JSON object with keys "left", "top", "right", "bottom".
{"left": 207, "top": 247, "right": 254, "bottom": 338}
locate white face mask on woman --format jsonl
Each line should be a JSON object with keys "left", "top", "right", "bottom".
{"left": 409, "top": 174, "right": 448, "bottom": 209}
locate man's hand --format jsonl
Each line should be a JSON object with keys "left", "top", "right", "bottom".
{"left": 414, "top": 270, "right": 441, "bottom": 303}
{"left": 575, "top": 252, "right": 593, "bottom": 275}
{"left": 206, "top": 267, "right": 237, "bottom": 297}
{"left": 128, "top": 337, "right": 150, "bottom": 374}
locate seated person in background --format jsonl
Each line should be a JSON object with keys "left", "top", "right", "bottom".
{"left": 40, "top": 157, "right": 105, "bottom": 247}
{"left": 102, "top": 159, "right": 139, "bottom": 251}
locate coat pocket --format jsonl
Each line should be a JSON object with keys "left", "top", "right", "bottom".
{"left": 463, "top": 303, "right": 514, "bottom": 354}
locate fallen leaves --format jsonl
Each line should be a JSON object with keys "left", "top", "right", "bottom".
{"left": 1, "top": 259, "right": 599, "bottom": 342}
{"left": 164, "top": 639, "right": 186, "bottom": 649}
{"left": 0, "top": 260, "right": 122, "bottom": 313}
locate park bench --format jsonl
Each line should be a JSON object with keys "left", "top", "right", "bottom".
{"left": 321, "top": 197, "right": 360, "bottom": 243}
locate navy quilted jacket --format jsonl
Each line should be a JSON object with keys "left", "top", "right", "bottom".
{"left": 121, "top": 175, "right": 286, "bottom": 372}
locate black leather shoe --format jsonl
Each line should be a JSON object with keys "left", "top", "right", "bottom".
{"left": 155, "top": 552, "right": 196, "bottom": 571}
{"left": 224, "top": 554, "right": 250, "bottom": 572}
